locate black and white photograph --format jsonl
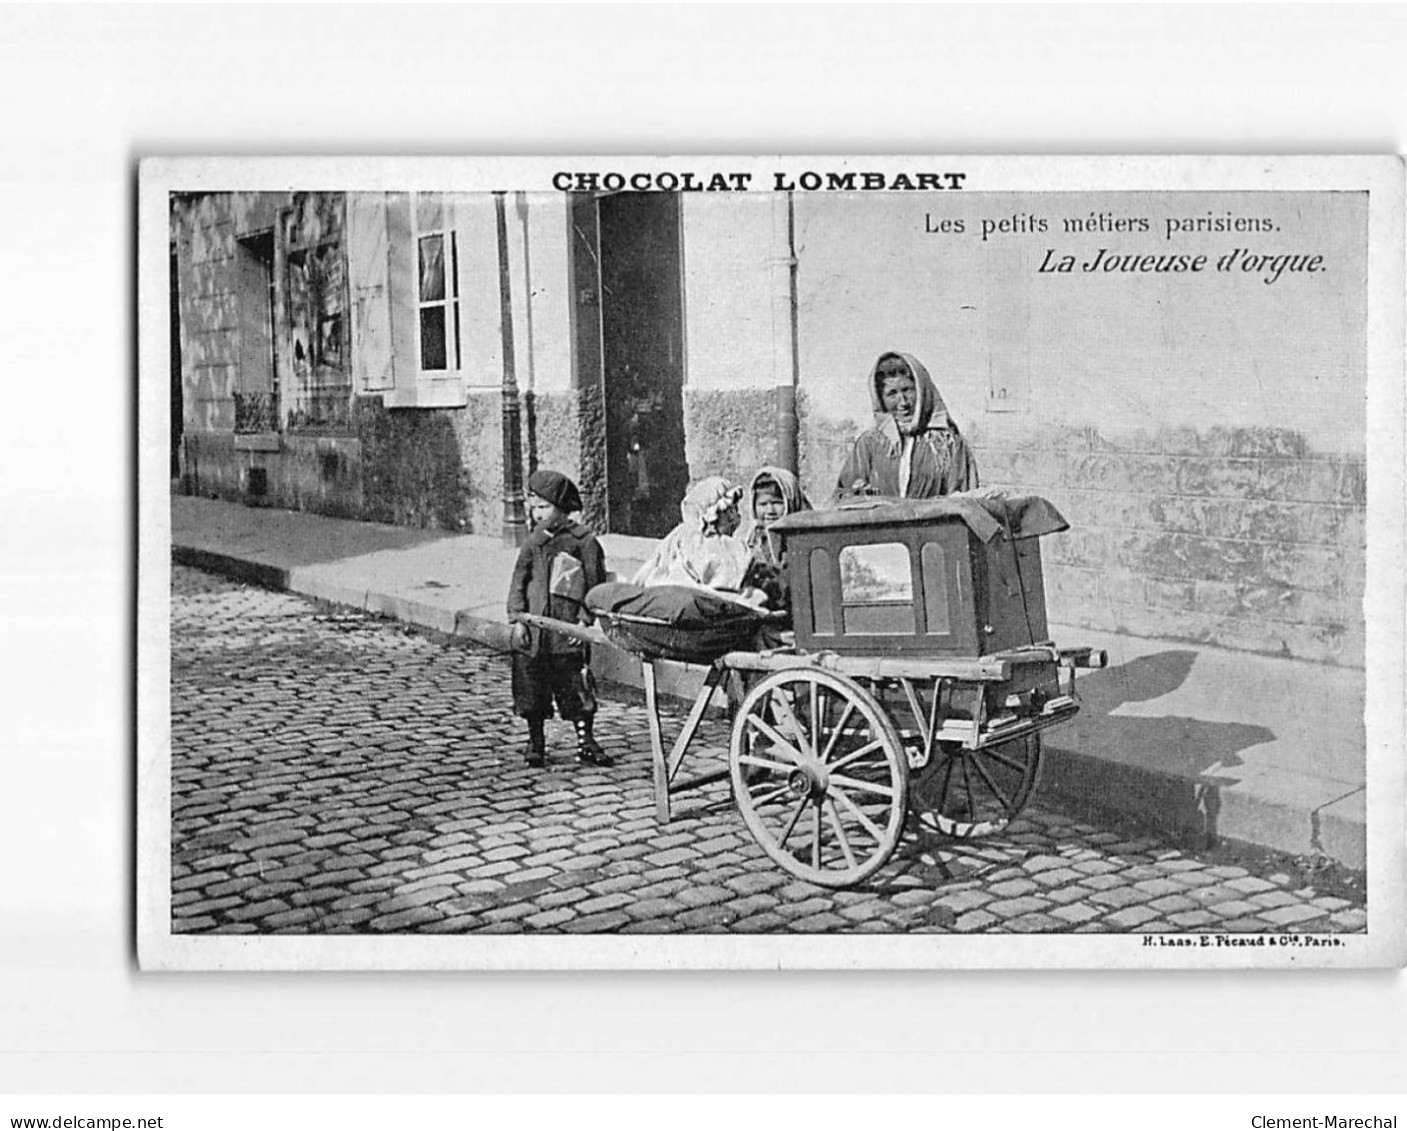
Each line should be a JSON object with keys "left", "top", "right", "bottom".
{"left": 137, "top": 155, "right": 1404, "bottom": 970}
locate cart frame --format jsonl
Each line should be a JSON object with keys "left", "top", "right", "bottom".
{"left": 516, "top": 610, "right": 1104, "bottom": 886}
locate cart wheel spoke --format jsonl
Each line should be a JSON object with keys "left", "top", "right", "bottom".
{"left": 825, "top": 800, "right": 858, "bottom": 870}
{"left": 810, "top": 681, "right": 825, "bottom": 763}
{"left": 828, "top": 772, "right": 895, "bottom": 800}
{"left": 776, "top": 796, "right": 809, "bottom": 847}
{"left": 935, "top": 751, "right": 957, "bottom": 807}
{"left": 830, "top": 785, "right": 887, "bottom": 845}
{"left": 981, "top": 746, "right": 1029, "bottom": 776}
{"left": 959, "top": 754, "right": 976, "bottom": 817}
{"left": 912, "top": 734, "right": 1043, "bottom": 840}
{"left": 770, "top": 691, "right": 814, "bottom": 760}
{"left": 968, "top": 752, "right": 1015, "bottom": 813}
{"left": 826, "top": 738, "right": 885, "bottom": 774}
{"left": 750, "top": 782, "right": 796, "bottom": 809}
{"left": 743, "top": 713, "right": 808, "bottom": 766}
{"left": 737, "top": 752, "right": 795, "bottom": 774}
{"left": 730, "top": 669, "right": 908, "bottom": 887}
{"left": 817, "top": 699, "right": 856, "bottom": 765}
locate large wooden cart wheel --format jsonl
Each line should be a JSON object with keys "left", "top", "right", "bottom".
{"left": 729, "top": 668, "right": 908, "bottom": 888}
{"left": 911, "top": 733, "right": 1043, "bottom": 839}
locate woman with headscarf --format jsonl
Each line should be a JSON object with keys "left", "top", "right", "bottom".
{"left": 836, "top": 350, "right": 979, "bottom": 501}
{"left": 630, "top": 475, "right": 754, "bottom": 594}
{"left": 740, "top": 466, "right": 811, "bottom": 610}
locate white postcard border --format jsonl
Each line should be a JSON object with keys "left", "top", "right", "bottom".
{"left": 139, "top": 154, "right": 1405, "bottom": 971}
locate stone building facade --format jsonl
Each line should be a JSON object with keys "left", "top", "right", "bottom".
{"left": 170, "top": 188, "right": 1366, "bottom": 669}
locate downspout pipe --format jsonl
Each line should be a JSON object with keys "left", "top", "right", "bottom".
{"left": 495, "top": 192, "right": 528, "bottom": 547}
{"left": 776, "top": 191, "right": 800, "bottom": 479}
{"left": 514, "top": 191, "right": 539, "bottom": 476}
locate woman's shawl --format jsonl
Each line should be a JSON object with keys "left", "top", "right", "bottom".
{"left": 836, "top": 350, "right": 980, "bottom": 500}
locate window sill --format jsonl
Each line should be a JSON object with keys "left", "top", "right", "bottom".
{"left": 382, "top": 380, "right": 467, "bottom": 409}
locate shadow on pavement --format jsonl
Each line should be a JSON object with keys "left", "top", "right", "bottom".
{"left": 1041, "top": 649, "right": 1276, "bottom": 846}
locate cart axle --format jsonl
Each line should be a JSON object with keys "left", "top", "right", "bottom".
{"left": 787, "top": 762, "right": 829, "bottom": 802}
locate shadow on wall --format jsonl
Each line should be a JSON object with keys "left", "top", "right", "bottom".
{"left": 1043, "top": 649, "right": 1276, "bottom": 847}
{"left": 357, "top": 400, "right": 470, "bottom": 532}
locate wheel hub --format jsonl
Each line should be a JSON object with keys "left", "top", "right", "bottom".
{"left": 786, "top": 761, "right": 829, "bottom": 802}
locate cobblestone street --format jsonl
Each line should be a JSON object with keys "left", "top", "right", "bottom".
{"left": 169, "top": 566, "right": 1368, "bottom": 937}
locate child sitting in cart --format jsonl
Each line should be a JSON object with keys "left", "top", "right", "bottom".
{"left": 507, "top": 469, "right": 613, "bottom": 769}
{"left": 741, "top": 465, "right": 811, "bottom": 611}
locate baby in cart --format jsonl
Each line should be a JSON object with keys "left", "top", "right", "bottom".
{"left": 579, "top": 477, "right": 771, "bottom": 666}
{"left": 584, "top": 474, "right": 799, "bottom": 669}
{"left": 630, "top": 476, "right": 759, "bottom": 601}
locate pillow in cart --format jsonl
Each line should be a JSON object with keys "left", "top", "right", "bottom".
{"left": 585, "top": 582, "right": 766, "bottom": 627}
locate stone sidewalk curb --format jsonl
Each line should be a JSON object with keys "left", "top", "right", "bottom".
{"left": 173, "top": 546, "right": 290, "bottom": 592}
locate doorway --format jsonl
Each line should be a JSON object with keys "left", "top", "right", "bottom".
{"left": 592, "top": 193, "right": 689, "bottom": 537}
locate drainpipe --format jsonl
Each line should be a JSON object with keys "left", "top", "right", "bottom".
{"left": 495, "top": 192, "right": 528, "bottom": 547}
{"left": 514, "top": 191, "right": 539, "bottom": 475}
{"left": 776, "top": 191, "right": 800, "bottom": 479}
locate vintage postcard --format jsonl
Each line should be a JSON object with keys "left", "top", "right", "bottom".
{"left": 137, "top": 155, "right": 1404, "bottom": 969}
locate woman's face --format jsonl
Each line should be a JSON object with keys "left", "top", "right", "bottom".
{"left": 877, "top": 357, "right": 918, "bottom": 424}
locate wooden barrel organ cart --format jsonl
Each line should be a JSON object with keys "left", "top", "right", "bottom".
{"left": 522, "top": 494, "right": 1105, "bottom": 889}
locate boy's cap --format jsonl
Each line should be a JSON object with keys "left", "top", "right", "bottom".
{"left": 527, "top": 469, "right": 582, "bottom": 514}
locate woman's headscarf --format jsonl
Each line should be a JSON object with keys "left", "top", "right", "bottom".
{"left": 742, "top": 466, "right": 811, "bottom": 561}
{"left": 869, "top": 350, "right": 958, "bottom": 452}
{"left": 631, "top": 476, "right": 752, "bottom": 591}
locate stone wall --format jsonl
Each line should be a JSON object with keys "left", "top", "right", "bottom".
{"left": 684, "top": 387, "right": 783, "bottom": 484}
{"left": 263, "top": 434, "right": 363, "bottom": 518}
{"left": 969, "top": 421, "right": 1365, "bottom": 668}
{"left": 796, "top": 388, "right": 858, "bottom": 505}
{"left": 181, "top": 433, "right": 243, "bottom": 502}
{"left": 524, "top": 391, "right": 583, "bottom": 487}
{"left": 789, "top": 404, "right": 1365, "bottom": 669}
{"left": 175, "top": 192, "right": 360, "bottom": 519}
{"left": 173, "top": 187, "right": 580, "bottom": 536}
{"left": 440, "top": 389, "right": 582, "bottom": 537}
{"left": 173, "top": 194, "right": 239, "bottom": 435}
{"left": 356, "top": 398, "right": 469, "bottom": 531}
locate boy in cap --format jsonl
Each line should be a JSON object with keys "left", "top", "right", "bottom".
{"left": 506, "top": 469, "right": 613, "bottom": 769}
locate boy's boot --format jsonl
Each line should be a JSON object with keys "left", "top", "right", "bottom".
{"left": 524, "top": 718, "right": 547, "bottom": 768}
{"left": 574, "top": 717, "right": 614, "bottom": 767}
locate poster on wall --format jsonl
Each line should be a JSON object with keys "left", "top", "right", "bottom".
{"left": 138, "top": 155, "right": 1404, "bottom": 970}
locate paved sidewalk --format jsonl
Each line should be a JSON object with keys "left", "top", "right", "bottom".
{"left": 169, "top": 494, "right": 1367, "bottom": 869}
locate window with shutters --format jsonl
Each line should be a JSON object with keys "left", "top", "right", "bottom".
{"left": 413, "top": 193, "right": 462, "bottom": 375}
